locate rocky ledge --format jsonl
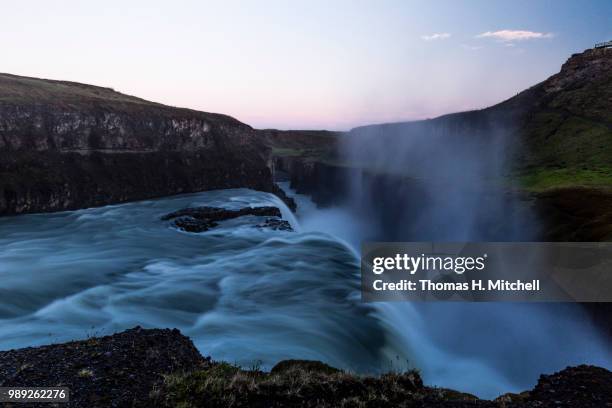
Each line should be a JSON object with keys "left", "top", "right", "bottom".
{"left": 0, "top": 327, "right": 609, "bottom": 407}
{"left": 162, "top": 206, "right": 292, "bottom": 232}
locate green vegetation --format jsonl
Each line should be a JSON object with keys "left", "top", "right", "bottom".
{"left": 517, "top": 167, "right": 612, "bottom": 192}
{"left": 270, "top": 147, "right": 333, "bottom": 160}
{"left": 264, "top": 129, "right": 340, "bottom": 163}
{"left": 521, "top": 112, "right": 612, "bottom": 170}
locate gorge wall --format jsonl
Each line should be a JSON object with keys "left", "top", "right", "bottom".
{"left": 2, "top": 47, "right": 609, "bottom": 219}
{"left": 0, "top": 73, "right": 275, "bottom": 215}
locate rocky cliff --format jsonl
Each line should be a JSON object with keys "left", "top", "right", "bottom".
{"left": 0, "top": 73, "right": 274, "bottom": 215}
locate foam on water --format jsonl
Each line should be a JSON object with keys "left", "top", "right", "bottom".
{"left": 0, "top": 189, "right": 385, "bottom": 373}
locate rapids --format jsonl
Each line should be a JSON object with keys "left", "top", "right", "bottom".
{"left": 0, "top": 185, "right": 610, "bottom": 398}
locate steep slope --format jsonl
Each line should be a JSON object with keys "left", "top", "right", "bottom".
{"left": 274, "top": 47, "right": 612, "bottom": 241}
{"left": 273, "top": 47, "right": 610, "bottom": 187}
{"left": 349, "top": 47, "right": 612, "bottom": 183}
{"left": 0, "top": 73, "right": 274, "bottom": 215}
{"left": 498, "top": 47, "right": 611, "bottom": 177}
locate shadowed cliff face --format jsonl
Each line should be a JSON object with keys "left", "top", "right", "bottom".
{"left": 0, "top": 73, "right": 274, "bottom": 215}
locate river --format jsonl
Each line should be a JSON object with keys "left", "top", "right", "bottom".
{"left": 0, "top": 185, "right": 610, "bottom": 398}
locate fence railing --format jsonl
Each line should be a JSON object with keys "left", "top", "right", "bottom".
{"left": 594, "top": 40, "right": 612, "bottom": 49}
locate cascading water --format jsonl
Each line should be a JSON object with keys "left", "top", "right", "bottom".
{"left": 0, "top": 182, "right": 610, "bottom": 399}
{"left": 0, "top": 189, "right": 388, "bottom": 373}
{"left": 306, "top": 116, "right": 612, "bottom": 397}
{"left": 283, "top": 181, "right": 612, "bottom": 398}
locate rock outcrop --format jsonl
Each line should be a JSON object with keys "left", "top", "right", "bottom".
{"left": 162, "top": 205, "right": 291, "bottom": 232}
{"left": 0, "top": 73, "right": 275, "bottom": 216}
{"left": 0, "top": 327, "right": 610, "bottom": 407}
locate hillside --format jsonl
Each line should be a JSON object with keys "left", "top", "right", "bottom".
{"left": 0, "top": 73, "right": 274, "bottom": 215}
{"left": 488, "top": 47, "right": 612, "bottom": 191}
{"left": 276, "top": 47, "right": 612, "bottom": 185}
{"left": 351, "top": 47, "right": 612, "bottom": 189}
{"left": 271, "top": 47, "right": 612, "bottom": 241}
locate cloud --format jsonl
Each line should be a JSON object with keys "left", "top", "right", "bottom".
{"left": 476, "top": 30, "right": 553, "bottom": 41}
{"left": 421, "top": 33, "right": 451, "bottom": 41}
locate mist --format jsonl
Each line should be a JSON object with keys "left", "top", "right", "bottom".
{"left": 290, "top": 113, "right": 612, "bottom": 397}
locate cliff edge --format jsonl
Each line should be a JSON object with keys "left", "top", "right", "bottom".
{"left": 0, "top": 73, "right": 274, "bottom": 215}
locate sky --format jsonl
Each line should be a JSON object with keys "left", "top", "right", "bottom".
{"left": 2, "top": 0, "right": 611, "bottom": 130}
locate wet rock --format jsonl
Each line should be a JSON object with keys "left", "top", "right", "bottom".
{"left": 255, "top": 218, "right": 293, "bottom": 231}
{"left": 271, "top": 183, "right": 297, "bottom": 212}
{"left": 162, "top": 206, "right": 281, "bottom": 221}
{"left": 162, "top": 206, "right": 286, "bottom": 233}
{"left": 173, "top": 217, "right": 219, "bottom": 233}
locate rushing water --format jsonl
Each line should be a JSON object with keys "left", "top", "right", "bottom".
{"left": 281, "top": 182, "right": 612, "bottom": 398}
{"left": 0, "top": 189, "right": 386, "bottom": 373}
{"left": 0, "top": 186, "right": 610, "bottom": 399}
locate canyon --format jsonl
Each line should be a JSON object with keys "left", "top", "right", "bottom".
{"left": 0, "top": 47, "right": 610, "bottom": 405}
{"left": 1, "top": 48, "right": 610, "bottom": 240}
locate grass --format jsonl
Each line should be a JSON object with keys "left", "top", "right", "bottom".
{"left": 152, "top": 360, "right": 475, "bottom": 408}
{"left": 516, "top": 167, "right": 612, "bottom": 192}
{"left": 522, "top": 113, "right": 612, "bottom": 169}
{"left": 270, "top": 146, "right": 340, "bottom": 163}
{"left": 270, "top": 147, "right": 313, "bottom": 157}
{"left": 0, "top": 73, "right": 150, "bottom": 105}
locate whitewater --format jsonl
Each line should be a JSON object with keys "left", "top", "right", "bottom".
{"left": 0, "top": 185, "right": 610, "bottom": 399}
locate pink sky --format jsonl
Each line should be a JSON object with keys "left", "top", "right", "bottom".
{"left": 2, "top": 0, "right": 609, "bottom": 130}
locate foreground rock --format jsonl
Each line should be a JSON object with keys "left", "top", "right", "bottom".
{"left": 0, "top": 327, "right": 610, "bottom": 407}
{"left": 527, "top": 365, "right": 612, "bottom": 407}
{"left": 0, "top": 327, "right": 208, "bottom": 407}
{"left": 162, "top": 206, "right": 292, "bottom": 232}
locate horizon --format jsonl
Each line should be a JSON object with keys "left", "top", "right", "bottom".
{"left": 3, "top": 0, "right": 611, "bottom": 130}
